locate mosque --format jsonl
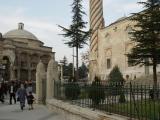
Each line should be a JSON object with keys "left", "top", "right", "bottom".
{"left": 89, "top": 0, "right": 160, "bottom": 81}
{"left": 0, "top": 23, "right": 55, "bottom": 82}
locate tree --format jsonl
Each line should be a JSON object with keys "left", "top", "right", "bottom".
{"left": 62, "top": 56, "right": 68, "bottom": 76}
{"left": 127, "top": 0, "right": 160, "bottom": 87}
{"left": 108, "top": 66, "right": 125, "bottom": 84}
{"left": 67, "top": 63, "right": 74, "bottom": 78}
{"left": 64, "top": 81, "right": 80, "bottom": 100}
{"left": 108, "top": 66, "right": 125, "bottom": 96}
{"left": 58, "top": 0, "right": 90, "bottom": 81}
{"left": 88, "top": 76, "right": 105, "bottom": 106}
{"left": 78, "top": 62, "right": 88, "bottom": 79}
{"left": 63, "top": 56, "right": 68, "bottom": 66}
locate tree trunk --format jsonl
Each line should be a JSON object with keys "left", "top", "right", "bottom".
{"left": 153, "top": 62, "right": 157, "bottom": 87}
{"left": 76, "top": 46, "right": 79, "bottom": 81}
{"left": 153, "top": 59, "right": 158, "bottom": 99}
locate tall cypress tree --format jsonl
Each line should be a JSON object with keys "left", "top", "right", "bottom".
{"left": 58, "top": 0, "right": 90, "bottom": 81}
{"left": 127, "top": 0, "right": 160, "bottom": 87}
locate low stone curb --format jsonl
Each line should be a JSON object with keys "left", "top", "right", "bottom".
{"left": 46, "top": 99, "right": 129, "bottom": 120}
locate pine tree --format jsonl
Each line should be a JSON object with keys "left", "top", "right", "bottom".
{"left": 78, "top": 62, "right": 88, "bottom": 79}
{"left": 127, "top": 0, "right": 160, "bottom": 87}
{"left": 108, "top": 66, "right": 125, "bottom": 84}
{"left": 58, "top": 0, "right": 90, "bottom": 81}
{"left": 108, "top": 66, "right": 125, "bottom": 96}
{"left": 62, "top": 56, "right": 68, "bottom": 77}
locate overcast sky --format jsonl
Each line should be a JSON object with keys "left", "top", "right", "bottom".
{"left": 0, "top": 0, "right": 145, "bottom": 64}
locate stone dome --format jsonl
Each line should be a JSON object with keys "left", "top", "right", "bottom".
{"left": 3, "top": 23, "right": 38, "bottom": 40}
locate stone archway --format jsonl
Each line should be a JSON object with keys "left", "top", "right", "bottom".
{"left": 2, "top": 50, "right": 16, "bottom": 81}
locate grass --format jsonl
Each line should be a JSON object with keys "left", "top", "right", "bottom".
{"left": 98, "top": 100, "right": 160, "bottom": 120}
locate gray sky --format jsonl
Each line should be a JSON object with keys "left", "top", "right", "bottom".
{"left": 0, "top": 0, "right": 145, "bottom": 63}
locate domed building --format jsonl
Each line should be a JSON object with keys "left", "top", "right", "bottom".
{"left": 0, "top": 23, "right": 55, "bottom": 81}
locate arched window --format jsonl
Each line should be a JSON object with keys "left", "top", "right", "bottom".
{"left": 105, "top": 49, "right": 112, "bottom": 69}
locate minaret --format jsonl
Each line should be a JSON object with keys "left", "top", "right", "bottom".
{"left": 90, "top": 0, "right": 104, "bottom": 53}
{"left": 89, "top": 0, "right": 105, "bottom": 81}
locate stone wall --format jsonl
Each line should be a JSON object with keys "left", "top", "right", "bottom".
{"left": 46, "top": 99, "right": 128, "bottom": 120}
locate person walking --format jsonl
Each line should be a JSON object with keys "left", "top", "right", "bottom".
{"left": 0, "top": 83, "right": 4, "bottom": 103}
{"left": 26, "top": 83, "right": 33, "bottom": 105}
{"left": 26, "top": 83, "right": 33, "bottom": 96}
{"left": 9, "top": 81, "right": 16, "bottom": 104}
{"left": 17, "top": 84, "right": 27, "bottom": 111}
{"left": 27, "top": 91, "right": 34, "bottom": 110}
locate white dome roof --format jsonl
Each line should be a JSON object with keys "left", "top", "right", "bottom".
{"left": 3, "top": 23, "right": 38, "bottom": 40}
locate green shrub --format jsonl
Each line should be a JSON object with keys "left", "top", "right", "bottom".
{"left": 108, "top": 66, "right": 125, "bottom": 96}
{"left": 119, "top": 93, "right": 126, "bottom": 103}
{"left": 64, "top": 82, "right": 80, "bottom": 100}
{"left": 88, "top": 76, "right": 105, "bottom": 105}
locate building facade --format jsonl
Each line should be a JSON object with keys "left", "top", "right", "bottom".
{"left": 89, "top": 0, "right": 160, "bottom": 81}
{"left": 0, "top": 23, "right": 54, "bottom": 82}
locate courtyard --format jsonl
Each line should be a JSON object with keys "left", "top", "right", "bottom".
{"left": 0, "top": 101, "right": 64, "bottom": 120}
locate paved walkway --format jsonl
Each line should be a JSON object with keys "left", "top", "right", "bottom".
{"left": 0, "top": 100, "right": 64, "bottom": 120}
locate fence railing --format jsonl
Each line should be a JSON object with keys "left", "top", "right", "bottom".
{"left": 54, "top": 81, "right": 160, "bottom": 120}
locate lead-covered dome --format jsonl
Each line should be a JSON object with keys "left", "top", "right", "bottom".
{"left": 3, "top": 23, "right": 38, "bottom": 40}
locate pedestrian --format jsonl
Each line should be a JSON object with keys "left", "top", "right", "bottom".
{"left": 0, "top": 83, "right": 4, "bottom": 103}
{"left": 9, "top": 81, "right": 16, "bottom": 104}
{"left": 3, "top": 81, "right": 8, "bottom": 98}
{"left": 26, "top": 83, "right": 33, "bottom": 104}
{"left": 27, "top": 91, "right": 34, "bottom": 110}
{"left": 26, "top": 83, "right": 33, "bottom": 96}
{"left": 17, "top": 84, "right": 27, "bottom": 111}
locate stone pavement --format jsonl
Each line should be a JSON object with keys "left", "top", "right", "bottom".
{"left": 0, "top": 100, "right": 64, "bottom": 120}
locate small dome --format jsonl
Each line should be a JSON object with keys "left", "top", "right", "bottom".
{"left": 3, "top": 23, "right": 38, "bottom": 40}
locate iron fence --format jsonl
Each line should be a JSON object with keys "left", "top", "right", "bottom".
{"left": 54, "top": 80, "right": 160, "bottom": 120}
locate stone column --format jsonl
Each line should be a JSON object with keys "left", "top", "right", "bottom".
{"left": 60, "top": 64, "right": 63, "bottom": 81}
{"left": 17, "top": 53, "right": 21, "bottom": 80}
{"left": 36, "top": 60, "right": 46, "bottom": 104}
{"left": 10, "top": 63, "right": 15, "bottom": 80}
{"left": 46, "top": 58, "right": 58, "bottom": 99}
{"left": 27, "top": 53, "right": 31, "bottom": 80}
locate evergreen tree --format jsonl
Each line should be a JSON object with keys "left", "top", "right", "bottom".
{"left": 78, "top": 62, "right": 88, "bottom": 79}
{"left": 88, "top": 76, "right": 105, "bottom": 106}
{"left": 63, "top": 56, "right": 68, "bottom": 66}
{"left": 127, "top": 0, "right": 160, "bottom": 87}
{"left": 58, "top": 0, "right": 90, "bottom": 81}
{"left": 108, "top": 66, "right": 125, "bottom": 84}
{"left": 67, "top": 63, "right": 74, "bottom": 77}
{"left": 108, "top": 66, "right": 125, "bottom": 96}
{"left": 62, "top": 56, "right": 68, "bottom": 76}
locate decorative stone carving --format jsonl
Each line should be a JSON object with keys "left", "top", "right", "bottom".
{"left": 46, "top": 58, "right": 58, "bottom": 99}
{"left": 36, "top": 60, "right": 46, "bottom": 104}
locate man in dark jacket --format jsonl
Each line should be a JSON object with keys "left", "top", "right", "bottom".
{"left": 9, "top": 81, "right": 17, "bottom": 104}
{"left": 0, "top": 83, "right": 4, "bottom": 103}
